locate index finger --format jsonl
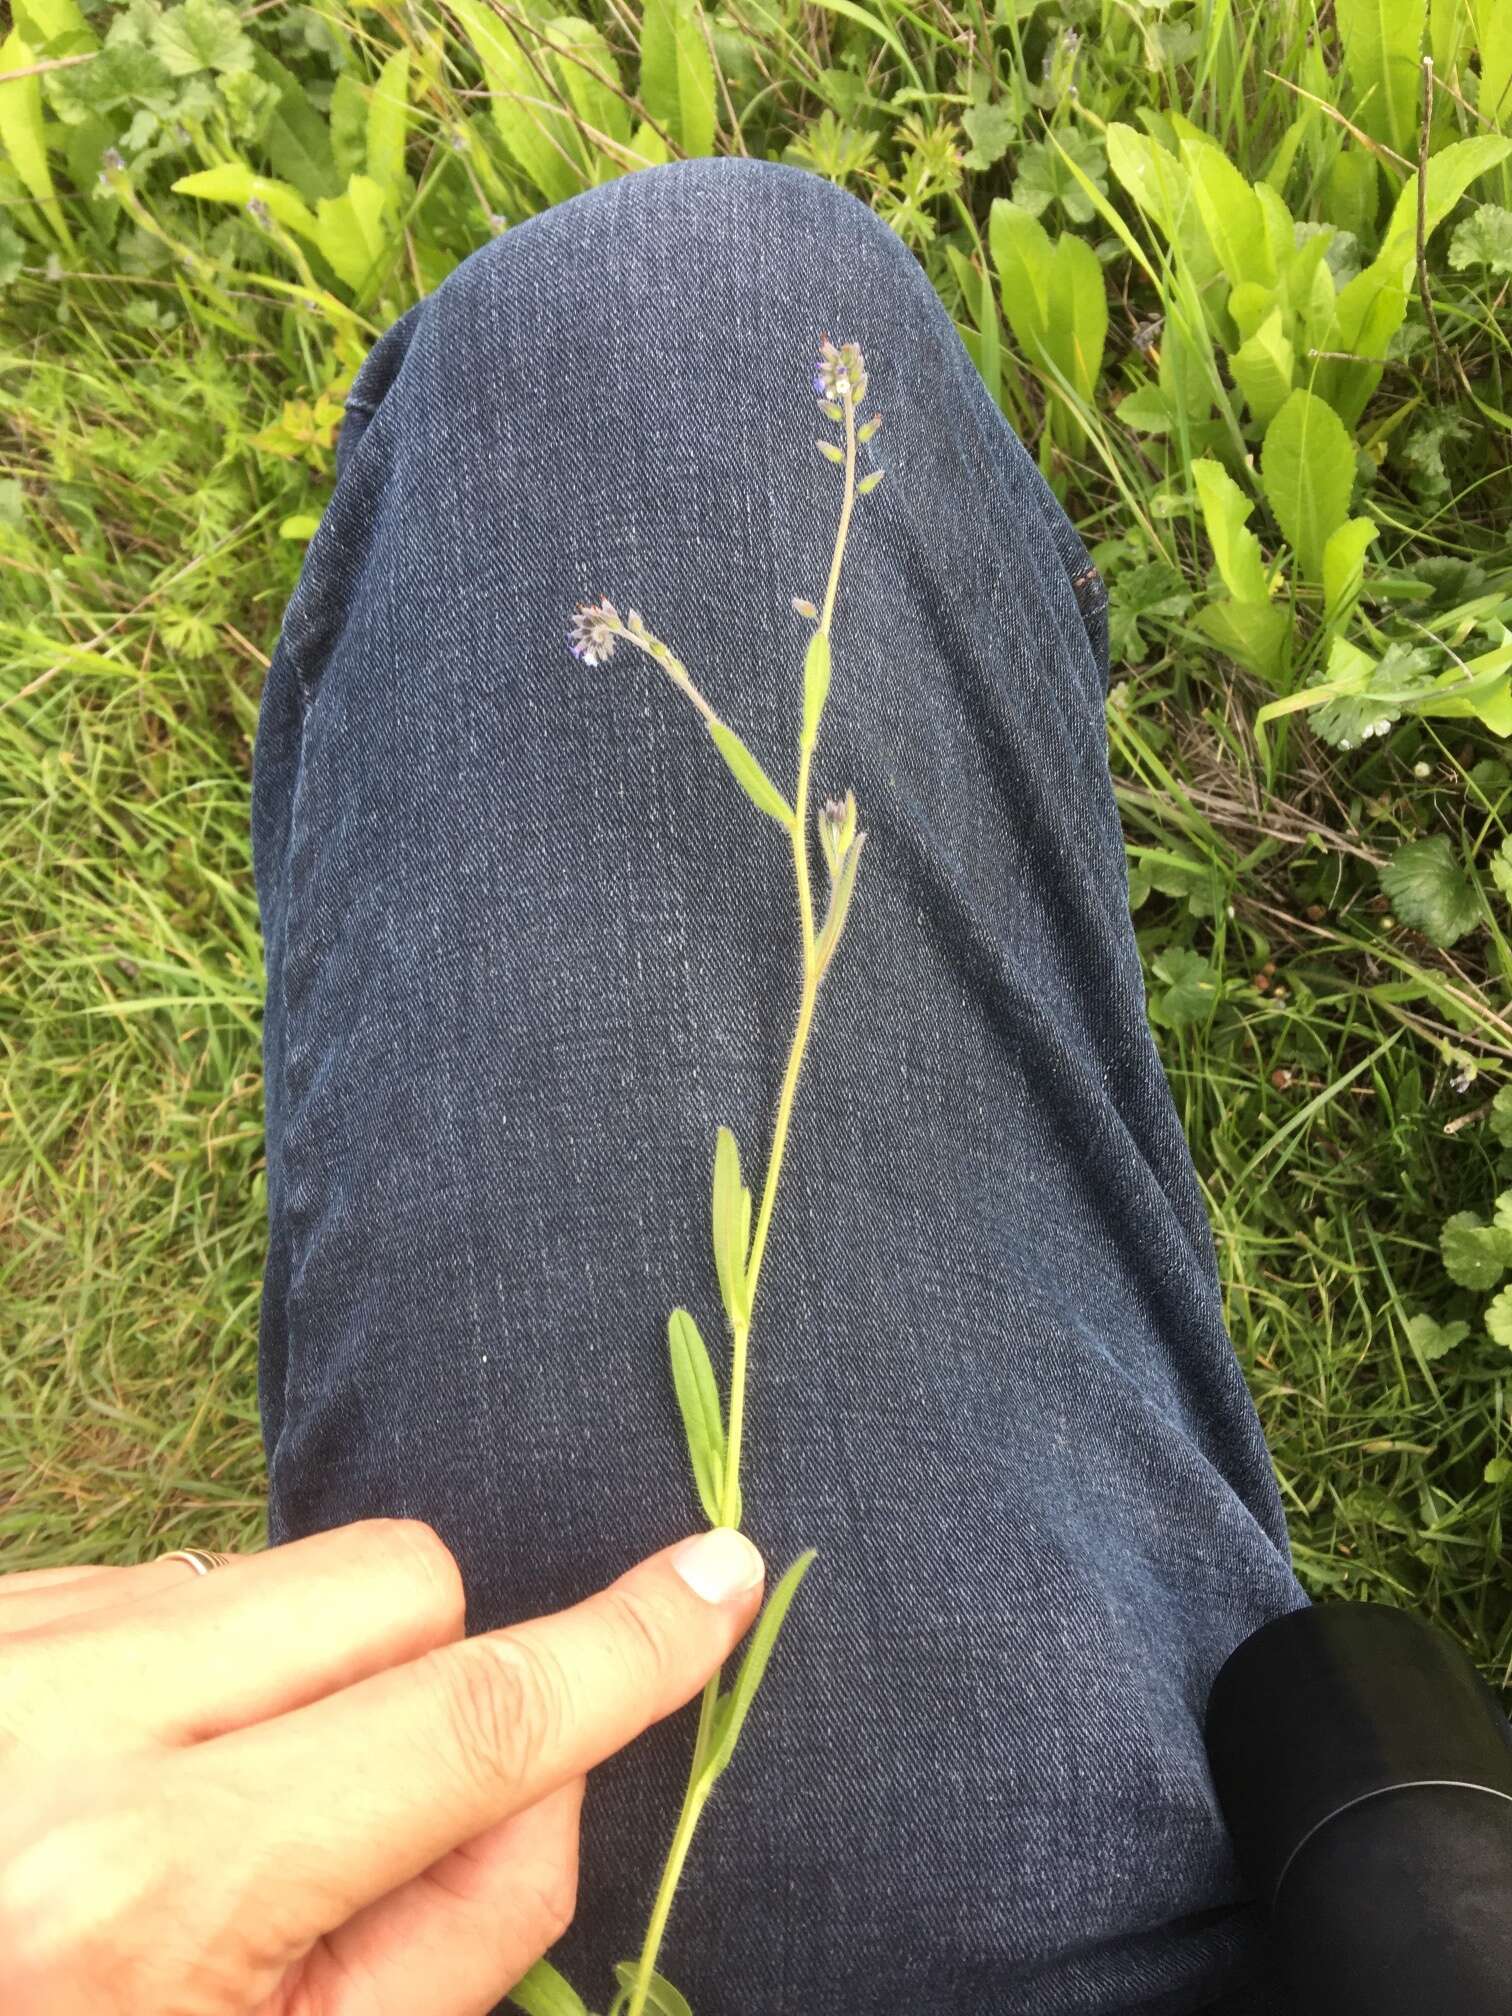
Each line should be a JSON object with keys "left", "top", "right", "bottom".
{"left": 172, "top": 1526, "right": 766, "bottom": 1951}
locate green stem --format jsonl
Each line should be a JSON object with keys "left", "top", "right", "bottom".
{"left": 624, "top": 375, "right": 862, "bottom": 2016}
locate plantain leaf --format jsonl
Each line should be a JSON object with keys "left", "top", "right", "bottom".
{"left": 801, "top": 629, "right": 831, "bottom": 747}
{"left": 366, "top": 45, "right": 411, "bottom": 202}
{"left": 701, "top": 1549, "right": 817, "bottom": 1784}
{"left": 1321, "top": 515, "right": 1378, "bottom": 627}
{"left": 667, "top": 1308, "right": 725, "bottom": 1526}
{"left": 640, "top": 0, "right": 716, "bottom": 157}
{"left": 711, "top": 1126, "right": 748, "bottom": 1327}
{"left": 1260, "top": 388, "right": 1354, "bottom": 584}
{"left": 506, "top": 1958, "right": 592, "bottom": 2016}
{"left": 705, "top": 720, "right": 793, "bottom": 825}
{"left": 1334, "top": 0, "right": 1425, "bottom": 160}
{"left": 0, "top": 31, "right": 75, "bottom": 249}
{"left": 1190, "top": 457, "right": 1270, "bottom": 604}
{"left": 611, "top": 1963, "right": 695, "bottom": 2016}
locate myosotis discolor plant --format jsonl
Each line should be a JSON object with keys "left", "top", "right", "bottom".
{"left": 510, "top": 337, "right": 883, "bottom": 2016}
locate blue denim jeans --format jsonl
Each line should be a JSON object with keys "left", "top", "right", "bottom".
{"left": 252, "top": 158, "right": 1309, "bottom": 2016}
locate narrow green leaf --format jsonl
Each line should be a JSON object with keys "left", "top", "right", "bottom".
{"left": 0, "top": 31, "right": 74, "bottom": 249}
{"left": 1192, "top": 598, "right": 1291, "bottom": 686}
{"left": 988, "top": 197, "right": 1051, "bottom": 368}
{"left": 711, "top": 1127, "right": 748, "bottom": 1327}
{"left": 1259, "top": 388, "right": 1354, "bottom": 584}
{"left": 173, "top": 163, "right": 320, "bottom": 239}
{"left": 705, "top": 720, "right": 793, "bottom": 825}
{"left": 640, "top": 0, "right": 716, "bottom": 157}
{"left": 736, "top": 1182, "right": 752, "bottom": 1289}
{"left": 1190, "top": 458, "right": 1269, "bottom": 604}
{"left": 701, "top": 1548, "right": 818, "bottom": 1784}
{"left": 816, "top": 833, "right": 865, "bottom": 970}
{"left": 667, "top": 1308, "right": 725, "bottom": 1525}
{"left": 507, "top": 1957, "right": 592, "bottom": 2016}
{"left": 444, "top": 0, "right": 579, "bottom": 206}
{"left": 801, "top": 629, "right": 831, "bottom": 746}
{"left": 611, "top": 1963, "right": 695, "bottom": 2016}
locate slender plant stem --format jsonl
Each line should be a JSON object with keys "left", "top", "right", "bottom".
{"left": 624, "top": 376, "right": 861, "bottom": 2016}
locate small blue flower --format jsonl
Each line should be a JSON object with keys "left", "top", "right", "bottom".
{"left": 568, "top": 597, "right": 620, "bottom": 665}
{"left": 813, "top": 334, "right": 868, "bottom": 408}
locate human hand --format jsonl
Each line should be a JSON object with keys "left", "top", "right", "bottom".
{"left": 0, "top": 1518, "right": 766, "bottom": 2014}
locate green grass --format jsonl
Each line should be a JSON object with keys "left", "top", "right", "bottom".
{"left": 3, "top": 0, "right": 1510, "bottom": 1699}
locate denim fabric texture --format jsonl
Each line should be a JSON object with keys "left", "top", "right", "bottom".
{"left": 252, "top": 157, "right": 1310, "bottom": 2015}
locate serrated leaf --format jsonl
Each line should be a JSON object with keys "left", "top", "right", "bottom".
{"left": 611, "top": 1964, "right": 695, "bottom": 2016}
{"left": 815, "top": 832, "right": 864, "bottom": 971}
{"left": 1193, "top": 597, "right": 1291, "bottom": 685}
{"left": 446, "top": 0, "right": 578, "bottom": 206}
{"left": 367, "top": 45, "right": 411, "bottom": 200}
{"left": 1487, "top": 1286, "right": 1512, "bottom": 1349}
{"left": 1260, "top": 388, "right": 1354, "bottom": 584}
{"left": 506, "top": 1957, "right": 592, "bottom": 2016}
{"left": 801, "top": 628, "right": 831, "bottom": 746}
{"left": 1406, "top": 1313, "right": 1471, "bottom": 1362}
{"left": 640, "top": 0, "right": 716, "bottom": 157}
{"left": 1449, "top": 202, "right": 1512, "bottom": 276}
{"left": 700, "top": 1548, "right": 817, "bottom": 1785}
{"left": 711, "top": 1127, "right": 748, "bottom": 1328}
{"left": 1440, "top": 1211, "right": 1512, "bottom": 1291}
{"left": 1380, "top": 836, "right": 1480, "bottom": 947}
{"left": 667, "top": 1307, "right": 725, "bottom": 1526}
{"left": 1228, "top": 305, "right": 1294, "bottom": 428}
{"left": 705, "top": 720, "right": 793, "bottom": 825}
{"left": 1334, "top": 0, "right": 1423, "bottom": 159}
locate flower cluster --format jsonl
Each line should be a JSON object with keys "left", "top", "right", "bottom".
{"left": 567, "top": 596, "right": 621, "bottom": 666}
{"left": 813, "top": 335, "right": 868, "bottom": 408}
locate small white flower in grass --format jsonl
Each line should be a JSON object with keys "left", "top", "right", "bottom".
{"left": 568, "top": 596, "right": 621, "bottom": 665}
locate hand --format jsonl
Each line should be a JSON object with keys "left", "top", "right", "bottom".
{"left": 0, "top": 1518, "right": 766, "bottom": 2015}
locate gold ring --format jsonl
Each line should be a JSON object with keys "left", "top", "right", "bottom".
{"left": 158, "top": 1548, "right": 237, "bottom": 1576}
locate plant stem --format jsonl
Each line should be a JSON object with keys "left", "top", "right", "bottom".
{"left": 625, "top": 378, "right": 861, "bottom": 2016}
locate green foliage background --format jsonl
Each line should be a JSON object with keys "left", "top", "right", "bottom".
{"left": 3, "top": 0, "right": 1511, "bottom": 1696}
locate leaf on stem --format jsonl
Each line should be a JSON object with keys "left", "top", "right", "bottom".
{"left": 816, "top": 831, "right": 866, "bottom": 971}
{"left": 611, "top": 1963, "right": 696, "bottom": 2016}
{"left": 667, "top": 1308, "right": 726, "bottom": 1526}
{"left": 705, "top": 720, "right": 794, "bottom": 825}
{"left": 711, "top": 1126, "right": 750, "bottom": 1326}
{"left": 700, "top": 1548, "right": 818, "bottom": 1785}
{"left": 506, "top": 1959, "right": 592, "bottom": 2016}
{"left": 802, "top": 629, "right": 831, "bottom": 746}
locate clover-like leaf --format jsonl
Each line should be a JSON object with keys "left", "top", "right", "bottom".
{"left": 1440, "top": 1210, "right": 1512, "bottom": 1291}
{"left": 1380, "top": 837, "right": 1481, "bottom": 948}
{"left": 1405, "top": 1313, "right": 1471, "bottom": 1363}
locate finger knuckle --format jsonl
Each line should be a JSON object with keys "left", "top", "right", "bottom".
{"left": 437, "top": 1637, "right": 567, "bottom": 1797}
{"left": 600, "top": 1584, "right": 671, "bottom": 1693}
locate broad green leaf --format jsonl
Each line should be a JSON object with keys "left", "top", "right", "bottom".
{"left": 13, "top": 0, "right": 92, "bottom": 42}
{"left": 1227, "top": 306, "right": 1294, "bottom": 428}
{"left": 1324, "top": 148, "right": 1379, "bottom": 244}
{"left": 1421, "top": 641, "right": 1512, "bottom": 733}
{"left": 548, "top": 14, "right": 631, "bottom": 170}
{"left": 1487, "top": 1288, "right": 1512, "bottom": 1349}
{"left": 1259, "top": 389, "right": 1354, "bottom": 583}
{"left": 329, "top": 70, "right": 368, "bottom": 180}
{"left": 1491, "top": 1084, "right": 1512, "bottom": 1146}
{"left": 0, "top": 32, "right": 73, "bottom": 250}
{"left": 253, "top": 48, "right": 343, "bottom": 202}
{"left": 1450, "top": 202, "right": 1512, "bottom": 274}
{"left": 1321, "top": 516, "right": 1377, "bottom": 627}
{"left": 705, "top": 720, "right": 793, "bottom": 825}
{"left": 445, "top": 0, "right": 580, "bottom": 206}
{"left": 1490, "top": 836, "right": 1512, "bottom": 907}
{"left": 1228, "top": 280, "right": 1280, "bottom": 346}
{"left": 711, "top": 1126, "right": 748, "bottom": 1328}
{"left": 1180, "top": 134, "right": 1274, "bottom": 293}
{"left": 802, "top": 628, "right": 831, "bottom": 747}
{"left": 1441, "top": 1210, "right": 1512, "bottom": 1290}
{"left": 1048, "top": 231, "right": 1107, "bottom": 404}
{"left": 640, "top": 0, "right": 716, "bottom": 158}
{"left": 701, "top": 1548, "right": 817, "bottom": 1784}
{"left": 1192, "top": 598, "right": 1291, "bottom": 685}
{"left": 1191, "top": 458, "right": 1269, "bottom": 604}
{"left": 988, "top": 198, "right": 1051, "bottom": 367}
{"left": 172, "top": 163, "right": 320, "bottom": 239}
{"left": 1313, "top": 263, "right": 1407, "bottom": 427}
{"left": 1378, "top": 134, "right": 1512, "bottom": 275}
{"left": 611, "top": 1964, "right": 695, "bottom": 2016}
{"left": 366, "top": 46, "right": 411, "bottom": 201}
{"left": 315, "top": 172, "right": 389, "bottom": 291}
{"left": 1116, "top": 385, "right": 1175, "bottom": 432}
{"left": 153, "top": 0, "right": 254, "bottom": 78}
{"left": 627, "top": 116, "right": 671, "bottom": 167}
{"left": 1406, "top": 1313, "right": 1470, "bottom": 1362}
{"left": 1380, "top": 836, "right": 1480, "bottom": 947}
{"left": 1147, "top": 946, "right": 1220, "bottom": 1029}
{"left": 507, "top": 1957, "right": 592, "bottom": 2016}
{"left": 667, "top": 1307, "right": 725, "bottom": 1525}
{"left": 1334, "top": 0, "right": 1425, "bottom": 159}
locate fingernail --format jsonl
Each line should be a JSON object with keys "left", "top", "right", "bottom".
{"left": 672, "top": 1527, "right": 765, "bottom": 1603}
